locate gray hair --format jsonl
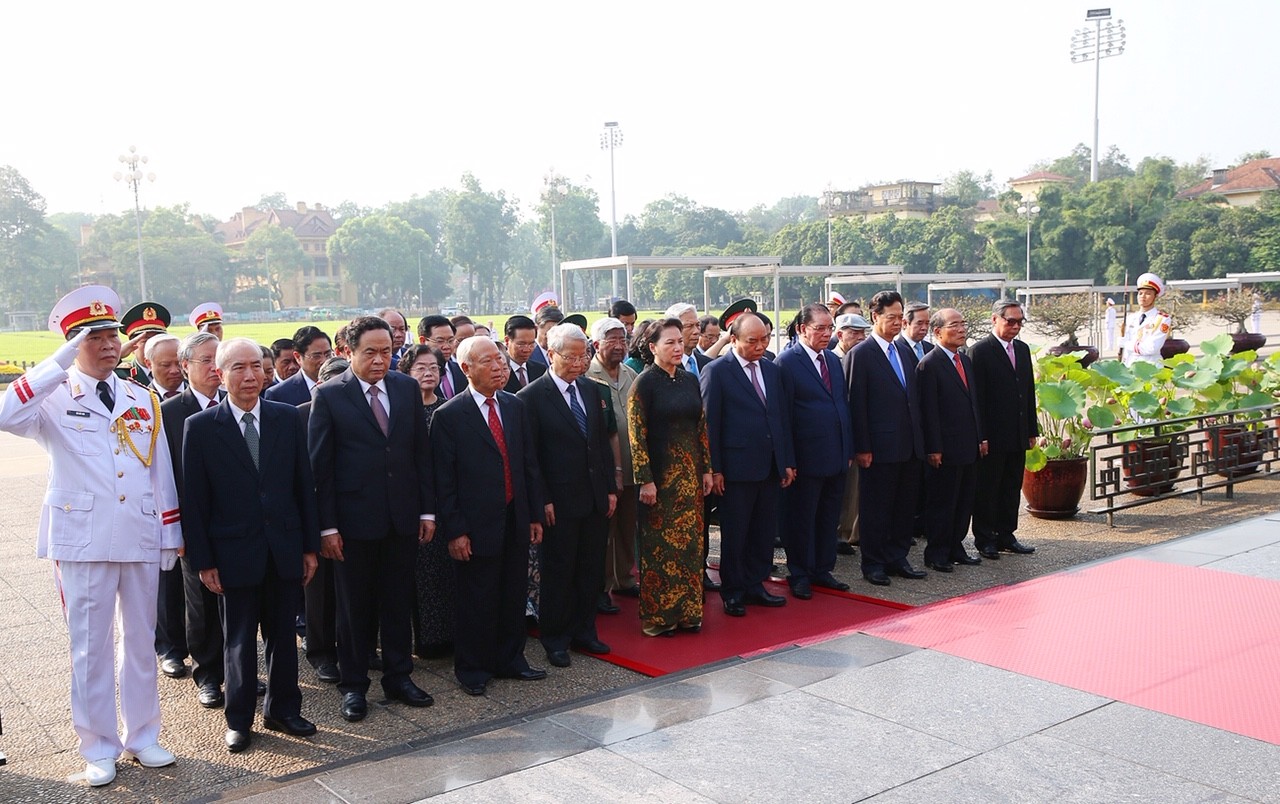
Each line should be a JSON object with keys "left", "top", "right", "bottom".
{"left": 179, "top": 331, "right": 220, "bottom": 362}
{"left": 664, "top": 303, "right": 697, "bottom": 319}
{"left": 318, "top": 356, "right": 350, "bottom": 383}
{"left": 905, "top": 301, "right": 930, "bottom": 322}
{"left": 546, "top": 322, "right": 589, "bottom": 354}
{"left": 143, "top": 333, "right": 180, "bottom": 361}
{"left": 259, "top": 344, "right": 272, "bottom": 360}
{"left": 214, "top": 337, "right": 263, "bottom": 371}
{"left": 454, "top": 334, "right": 493, "bottom": 366}
{"left": 992, "top": 299, "right": 1024, "bottom": 317}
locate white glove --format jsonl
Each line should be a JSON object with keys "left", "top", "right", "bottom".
{"left": 160, "top": 549, "right": 179, "bottom": 571}
{"left": 53, "top": 328, "right": 91, "bottom": 370}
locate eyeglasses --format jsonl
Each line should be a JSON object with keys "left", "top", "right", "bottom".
{"left": 806, "top": 325, "right": 834, "bottom": 333}
{"left": 305, "top": 350, "right": 335, "bottom": 360}
{"left": 999, "top": 315, "right": 1026, "bottom": 326}
{"left": 426, "top": 337, "right": 455, "bottom": 346}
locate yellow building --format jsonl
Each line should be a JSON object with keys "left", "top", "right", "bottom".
{"left": 1178, "top": 158, "right": 1280, "bottom": 207}
{"left": 216, "top": 202, "right": 356, "bottom": 308}
{"left": 1007, "top": 171, "right": 1073, "bottom": 203}
{"left": 827, "top": 181, "right": 940, "bottom": 221}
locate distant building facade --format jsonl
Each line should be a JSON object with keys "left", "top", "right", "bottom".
{"left": 1007, "top": 171, "right": 1073, "bottom": 203}
{"left": 825, "top": 181, "right": 941, "bottom": 221}
{"left": 216, "top": 202, "right": 355, "bottom": 309}
{"left": 1178, "top": 158, "right": 1280, "bottom": 208}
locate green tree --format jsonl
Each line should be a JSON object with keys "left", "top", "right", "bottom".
{"left": 241, "top": 224, "right": 307, "bottom": 310}
{"left": 443, "top": 173, "right": 516, "bottom": 312}
{"left": 328, "top": 214, "right": 437, "bottom": 308}
{"left": 253, "top": 192, "right": 289, "bottom": 211}
{"left": 0, "top": 168, "right": 79, "bottom": 316}
{"left": 536, "top": 178, "right": 606, "bottom": 308}
{"left": 940, "top": 169, "right": 996, "bottom": 206}
{"left": 1236, "top": 150, "right": 1272, "bottom": 164}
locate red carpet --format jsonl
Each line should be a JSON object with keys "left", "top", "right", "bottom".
{"left": 864, "top": 558, "right": 1280, "bottom": 745}
{"left": 592, "top": 577, "right": 910, "bottom": 677}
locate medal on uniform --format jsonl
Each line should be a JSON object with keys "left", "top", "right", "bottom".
{"left": 110, "top": 388, "right": 161, "bottom": 467}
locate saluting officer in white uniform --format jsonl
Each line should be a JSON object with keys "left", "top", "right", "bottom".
{"left": 1120, "top": 273, "right": 1173, "bottom": 368}
{"left": 0, "top": 286, "right": 182, "bottom": 787}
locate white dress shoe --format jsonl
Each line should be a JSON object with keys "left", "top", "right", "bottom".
{"left": 123, "top": 744, "right": 176, "bottom": 768}
{"left": 84, "top": 759, "right": 117, "bottom": 786}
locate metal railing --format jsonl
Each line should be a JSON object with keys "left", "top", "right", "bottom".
{"left": 1089, "top": 403, "right": 1279, "bottom": 526}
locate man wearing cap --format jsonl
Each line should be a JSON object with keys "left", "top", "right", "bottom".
{"left": 701, "top": 311, "right": 795, "bottom": 616}
{"left": 503, "top": 315, "right": 547, "bottom": 393}
{"left": 190, "top": 302, "right": 224, "bottom": 340}
{"left": 585, "top": 317, "right": 640, "bottom": 604}
{"left": 833, "top": 313, "right": 870, "bottom": 359}
{"left": 116, "top": 302, "right": 173, "bottom": 385}
{"left": 1121, "top": 273, "right": 1172, "bottom": 368}
{"left": 0, "top": 286, "right": 181, "bottom": 786}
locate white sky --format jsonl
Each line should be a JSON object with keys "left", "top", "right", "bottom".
{"left": 3, "top": 0, "right": 1276, "bottom": 224}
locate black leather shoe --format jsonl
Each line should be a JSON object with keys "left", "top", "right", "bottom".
{"left": 953, "top": 553, "right": 982, "bottom": 566}
{"left": 614, "top": 585, "right": 640, "bottom": 598}
{"left": 315, "top": 662, "right": 340, "bottom": 684}
{"left": 723, "top": 600, "right": 747, "bottom": 617}
{"left": 836, "top": 541, "right": 856, "bottom": 555}
{"left": 978, "top": 548, "right": 1001, "bottom": 560}
{"left": 547, "top": 650, "right": 571, "bottom": 668}
{"left": 460, "top": 681, "right": 486, "bottom": 696}
{"left": 385, "top": 680, "right": 433, "bottom": 707}
{"left": 789, "top": 579, "right": 813, "bottom": 600}
{"left": 1001, "top": 539, "right": 1036, "bottom": 554}
{"left": 889, "top": 563, "right": 928, "bottom": 580}
{"left": 571, "top": 638, "right": 610, "bottom": 655}
{"left": 160, "top": 658, "right": 187, "bottom": 679}
{"left": 225, "top": 729, "right": 251, "bottom": 753}
{"left": 340, "top": 692, "right": 367, "bottom": 722}
{"left": 596, "top": 593, "right": 620, "bottom": 615}
{"left": 811, "top": 573, "right": 851, "bottom": 592}
{"left": 744, "top": 590, "right": 786, "bottom": 607}
{"left": 263, "top": 714, "right": 318, "bottom": 737}
{"left": 512, "top": 667, "right": 547, "bottom": 681}
{"left": 702, "top": 573, "right": 722, "bottom": 592}
{"left": 197, "top": 683, "right": 224, "bottom": 709}
{"left": 863, "top": 570, "right": 891, "bottom": 586}
{"left": 925, "top": 561, "right": 954, "bottom": 573}
{"left": 256, "top": 679, "right": 267, "bottom": 696}
{"left": 368, "top": 652, "right": 383, "bottom": 671}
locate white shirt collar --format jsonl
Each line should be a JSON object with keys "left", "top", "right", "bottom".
{"left": 228, "top": 396, "right": 261, "bottom": 423}
{"left": 190, "top": 387, "right": 217, "bottom": 409}
{"left": 870, "top": 332, "right": 895, "bottom": 354}
{"left": 798, "top": 342, "right": 823, "bottom": 363}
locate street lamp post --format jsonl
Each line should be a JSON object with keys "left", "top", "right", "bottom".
{"left": 417, "top": 250, "right": 425, "bottom": 315}
{"left": 820, "top": 191, "right": 844, "bottom": 266}
{"left": 600, "top": 122, "right": 623, "bottom": 299}
{"left": 113, "top": 145, "right": 156, "bottom": 298}
{"left": 1017, "top": 201, "right": 1041, "bottom": 305}
{"left": 1071, "top": 10, "right": 1126, "bottom": 183}
{"left": 543, "top": 173, "right": 565, "bottom": 305}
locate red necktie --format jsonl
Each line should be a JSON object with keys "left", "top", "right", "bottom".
{"left": 206, "top": 398, "right": 217, "bottom": 409}
{"left": 486, "top": 398, "right": 513, "bottom": 504}
{"left": 954, "top": 353, "right": 968, "bottom": 389}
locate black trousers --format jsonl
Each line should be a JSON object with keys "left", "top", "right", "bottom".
{"left": 923, "top": 461, "right": 977, "bottom": 565}
{"left": 154, "top": 565, "right": 187, "bottom": 662}
{"left": 784, "top": 470, "right": 846, "bottom": 582}
{"left": 220, "top": 556, "right": 302, "bottom": 732}
{"left": 454, "top": 505, "right": 532, "bottom": 687}
{"left": 333, "top": 533, "right": 416, "bottom": 696}
{"left": 181, "top": 557, "right": 224, "bottom": 688}
{"left": 537, "top": 508, "right": 608, "bottom": 652}
{"left": 304, "top": 556, "right": 338, "bottom": 668}
{"left": 718, "top": 474, "right": 779, "bottom": 601}
{"left": 973, "top": 449, "right": 1027, "bottom": 551}
{"left": 859, "top": 458, "right": 921, "bottom": 573}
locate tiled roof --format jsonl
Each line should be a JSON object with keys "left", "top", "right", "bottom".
{"left": 1179, "top": 158, "right": 1280, "bottom": 199}
{"left": 1009, "top": 171, "right": 1073, "bottom": 184}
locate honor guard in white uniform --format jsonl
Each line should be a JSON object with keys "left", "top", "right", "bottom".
{"left": 189, "top": 301, "right": 224, "bottom": 340}
{"left": 0, "top": 286, "right": 182, "bottom": 787}
{"left": 1120, "top": 273, "right": 1173, "bottom": 368}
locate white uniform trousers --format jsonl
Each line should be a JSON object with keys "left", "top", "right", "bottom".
{"left": 55, "top": 560, "right": 162, "bottom": 761}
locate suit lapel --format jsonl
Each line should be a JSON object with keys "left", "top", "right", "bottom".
{"left": 257, "top": 403, "right": 283, "bottom": 470}
{"left": 342, "top": 374, "right": 384, "bottom": 439}
{"left": 463, "top": 394, "right": 502, "bottom": 455}
{"left": 729, "top": 357, "right": 767, "bottom": 410}
{"left": 550, "top": 378, "right": 586, "bottom": 440}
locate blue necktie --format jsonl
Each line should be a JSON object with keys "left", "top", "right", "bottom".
{"left": 567, "top": 383, "right": 588, "bottom": 437}
{"left": 914, "top": 341, "right": 924, "bottom": 360}
{"left": 887, "top": 344, "right": 906, "bottom": 388}
{"left": 686, "top": 355, "right": 699, "bottom": 377}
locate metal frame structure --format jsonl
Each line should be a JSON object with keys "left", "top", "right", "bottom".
{"left": 559, "top": 254, "right": 783, "bottom": 319}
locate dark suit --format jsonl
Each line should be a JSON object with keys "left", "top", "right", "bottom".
{"left": 263, "top": 371, "right": 313, "bottom": 406}
{"left": 701, "top": 352, "right": 794, "bottom": 601}
{"left": 438, "top": 359, "right": 469, "bottom": 400}
{"left": 897, "top": 335, "right": 934, "bottom": 537}
{"left": 503, "top": 359, "right": 546, "bottom": 394}
{"left": 848, "top": 336, "right": 925, "bottom": 574}
{"left": 895, "top": 335, "right": 934, "bottom": 367}
{"left": 776, "top": 345, "right": 853, "bottom": 587}
{"left": 692, "top": 350, "right": 715, "bottom": 371}
{"left": 309, "top": 369, "right": 434, "bottom": 697}
{"left": 182, "top": 400, "right": 320, "bottom": 732}
{"left": 432, "top": 390, "right": 544, "bottom": 688}
{"left": 519, "top": 374, "right": 615, "bottom": 652}
{"left": 918, "top": 347, "right": 983, "bottom": 566}
{"left": 970, "top": 335, "right": 1038, "bottom": 552}
{"left": 297, "top": 400, "right": 337, "bottom": 673}
{"left": 160, "top": 389, "right": 223, "bottom": 689}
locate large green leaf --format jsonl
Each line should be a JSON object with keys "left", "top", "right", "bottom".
{"left": 1219, "top": 357, "right": 1248, "bottom": 380}
{"left": 1166, "top": 397, "right": 1195, "bottom": 417}
{"left": 1201, "top": 333, "right": 1233, "bottom": 356}
{"left": 1171, "top": 362, "right": 1218, "bottom": 390}
{"left": 1025, "top": 445, "right": 1047, "bottom": 472}
{"left": 1090, "top": 360, "right": 1134, "bottom": 386}
{"left": 1087, "top": 404, "right": 1116, "bottom": 428}
{"left": 1238, "top": 390, "right": 1274, "bottom": 410}
{"left": 1130, "top": 391, "right": 1161, "bottom": 417}
{"left": 1037, "top": 380, "right": 1085, "bottom": 419}
{"left": 1131, "top": 362, "right": 1163, "bottom": 382}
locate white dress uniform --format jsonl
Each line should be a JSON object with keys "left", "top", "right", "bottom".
{"left": 1120, "top": 307, "right": 1172, "bottom": 367}
{"left": 0, "top": 311, "right": 180, "bottom": 771}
